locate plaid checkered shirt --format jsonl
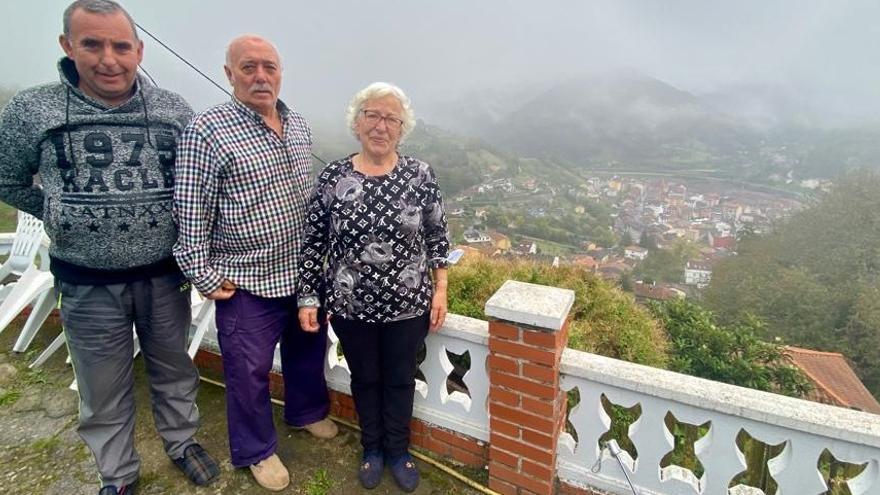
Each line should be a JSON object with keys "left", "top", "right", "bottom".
{"left": 173, "top": 98, "right": 313, "bottom": 298}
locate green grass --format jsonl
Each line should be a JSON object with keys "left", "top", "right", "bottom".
{"left": 0, "top": 203, "right": 17, "bottom": 232}
{"left": 301, "top": 468, "right": 335, "bottom": 495}
{"left": 20, "top": 368, "right": 48, "bottom": 387}
{"left": 29, "top": 436, "right": 61, "bottom": 454}
{"left": 0, "top": 389, "right": 21, "bottom": 407}
{"left": 414, "top": 448, "right": 488, "bottom": 494}
{"left": 0, "top": 355, "right": 50, "bottom": 409}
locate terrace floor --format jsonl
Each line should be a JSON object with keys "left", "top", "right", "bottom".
{"left": 0, "top": 315, "right": 483, "bottom": 494}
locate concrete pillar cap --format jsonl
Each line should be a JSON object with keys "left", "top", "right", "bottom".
{"left": 485, "top": 280, "right": 575, "bottom": 332}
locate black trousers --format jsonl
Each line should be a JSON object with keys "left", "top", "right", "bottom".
{"left": 332, "top": 314, "right": 429, "bottom": 457}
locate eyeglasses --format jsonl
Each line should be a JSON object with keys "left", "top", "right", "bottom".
{"left": 361, "top": 110, "right": 404, "bottom": 131}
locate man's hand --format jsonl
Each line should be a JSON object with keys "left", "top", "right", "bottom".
{"left": 299, "top": 307, "right": 320, "bottom": 333}
{"left": 206, "top": 280, "right": 237, "bottom": 300}
{"left": 429, "top": 287, "right": 447, "bottom": 333}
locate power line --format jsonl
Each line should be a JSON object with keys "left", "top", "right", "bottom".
{"left": 135, "top": 22, "right": 328, "bottom": 165}
{"left": 135, "top": 22, "right": 231, "bottom": 98}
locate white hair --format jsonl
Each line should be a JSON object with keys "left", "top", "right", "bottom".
{"left": 346, "top": 82, "right": 416, "bottom": 143}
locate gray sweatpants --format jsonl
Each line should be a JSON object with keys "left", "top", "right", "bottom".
{"left": 58, "top": 273, "right": 200, "bottom": 488}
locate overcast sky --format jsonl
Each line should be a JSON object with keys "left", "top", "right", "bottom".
{"left": 3, "top": 0, "right": 880, "bottom": 128}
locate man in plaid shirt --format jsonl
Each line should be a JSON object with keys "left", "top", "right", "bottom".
{"left": 173, "top": 34, "right": 336, "bottom": 492}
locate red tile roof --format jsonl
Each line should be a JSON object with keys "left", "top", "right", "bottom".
{"left": 785, "top": 346, "right": 880, "bottom": 414}
{"left": 712, "top": 236, "right": 736, "bottom": 250}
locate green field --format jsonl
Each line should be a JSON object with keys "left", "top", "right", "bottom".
{"left": 0, "top": 203, "right": 16, "bottom": 233}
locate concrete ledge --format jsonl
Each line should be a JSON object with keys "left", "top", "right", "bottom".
{"left": 439, "top": 313, "right": 489, "bottom": 345}
{"left": 484, "top": 280, "right": 575, "bottom": 331}
{"left": 561, "top": 347, "right": 880, "bottom": 448}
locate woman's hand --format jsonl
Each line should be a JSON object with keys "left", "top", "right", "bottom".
{"left": 429, "top": 286, "right": 448, "bottom": 333}
{"left": 430, "top": 268, "right": 449, "bottom": 333}
{"left": 299, "top": 307, "right": 320, "bottom": 333}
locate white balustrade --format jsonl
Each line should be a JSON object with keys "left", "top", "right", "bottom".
{"left": 558, "top": 348, "right": 880, "bottom": 495}
{"left": 324, "top": 313, "right": 491, "bottom": 441}
{"left": 200, "top": 311, "right": 492, "bottom": 441}
{"left": 417, "top": 314, "right": 490, "bottom": 440}
{"left": 196, "top": 302, "right": 880, "bottom": 495}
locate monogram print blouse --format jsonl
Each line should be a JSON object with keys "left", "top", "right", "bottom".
{"left": 298, "top": 154, "right": 449, "bottom": 322}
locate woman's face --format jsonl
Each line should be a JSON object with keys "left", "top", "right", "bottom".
{"left": 355, "top": 95, "right": 404, "bottom": 159}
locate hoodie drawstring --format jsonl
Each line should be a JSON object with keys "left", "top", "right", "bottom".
{"left": 61, "top": 57, "right": 154, "bottom": 162}
{"left": 64, "top": 86, "right": 77, "bottom": 167}
{"left": 139, "top": 89, "right": 154, "bottom": 148}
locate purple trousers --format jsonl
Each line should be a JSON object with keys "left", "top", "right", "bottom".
{"left": 215, "top": 289, "right": 329, "bottom": 467}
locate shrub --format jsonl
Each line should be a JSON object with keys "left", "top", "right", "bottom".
{"left": 447, "top": 256, "right": 668, "bottom": 367}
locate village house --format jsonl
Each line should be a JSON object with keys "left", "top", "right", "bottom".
{"left": 624, "top": 245, "right": 649, "bottom": 261}
{"left": 785, "top": 346, "right": 880, "bottom": 414}
{"left": 684, "top": 260, "right": 713, "bottom": 287}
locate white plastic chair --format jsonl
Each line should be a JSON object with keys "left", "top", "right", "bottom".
{"left": 10, "top": 271, "right": 57, "bottom": 352}
{"left": 34, "top": 289, "right": 211, "bottom": 390}
{"left": 40, "top": 294, "right": 211, "bottom": 387}
{"left": 187, "top": 293, "right": 215, "bottom": 358}
{"left": 29, "top": 331, "right": 66, "bottom": 369}
{"left": 0, "top": 211, "right": 49, "bottom": 302}
{"left": 0, "top": 265, "right": 55, "bottom": 339}
{"left": 30, "top": 326, "right": 141, "bottom": 366}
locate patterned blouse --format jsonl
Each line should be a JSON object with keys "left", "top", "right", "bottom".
{"left": 298, "top": 154, "right": 449, "bottom": 323}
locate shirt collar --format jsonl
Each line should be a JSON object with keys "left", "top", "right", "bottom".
{"left": 231, "top": 97, "right": 291, "bottom": 123}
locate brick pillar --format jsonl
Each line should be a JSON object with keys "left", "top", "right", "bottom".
{"left": 485, "top": 280, "right": 575, "bottom": 495}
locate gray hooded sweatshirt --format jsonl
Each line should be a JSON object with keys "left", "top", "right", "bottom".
{"left": 0, "top": 58, "right": 194, "bottom": 284}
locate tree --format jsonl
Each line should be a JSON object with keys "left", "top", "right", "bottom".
{"left": 668, "top": 238, "right": 700, "bottom": 261}
{"left": 590, "top": 225, "right": 617, "bottom": 248}
{"left": 649, "top": 298, "right": 811, "bottom": 397}
{"left": 706, "top": 255, "right": 840, "bottom": 348}
{"left": 619, "top": 230, "right": 633, "bottom": 248}
{"left": 633, "top": 249, "right": 684, "bottom": 284}
{"left": 735, "top": 223, "right": 758, "bottom": 242}
{"left": 447, "top": 256, "right": 668, "bottom": 367}
{"left": 840, "top": 283, "right": 880, "bottom": 395}
{"left": 639, "top": 231, "right": 657, "bottom": 250}
{"left": 704, "top": 170, "right": 880, "bottom": 396}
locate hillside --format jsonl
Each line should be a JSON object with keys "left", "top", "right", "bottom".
{"left": 313, "top": 120, "right": 583, "bottom": 196}
{"left": 486, "top": 74, "right": 756, "bottom": 168}
{"left": 704, "top": 170, "right": 880, "bottom": 397}
{"left": 424, "top": 74, "right": 880, "bottom": 182}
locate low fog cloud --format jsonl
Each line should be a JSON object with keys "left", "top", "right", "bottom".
{"left": 2, "top": 0, "right": 880, "bottom": 128}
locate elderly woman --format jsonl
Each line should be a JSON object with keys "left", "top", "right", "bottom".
{"left": 297, "top": 82, "right": 449, "bottom": 492}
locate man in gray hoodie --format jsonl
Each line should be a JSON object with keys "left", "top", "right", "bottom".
{"left": 0, "top": 1, "right": 219, "bottom": 493}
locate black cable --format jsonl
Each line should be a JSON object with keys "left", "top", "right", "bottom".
{"left": 134, "top": 22, "right": 328, "bottom": 165}
{"left": 135, "top": 22, "right": 232, "bottom": 98}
